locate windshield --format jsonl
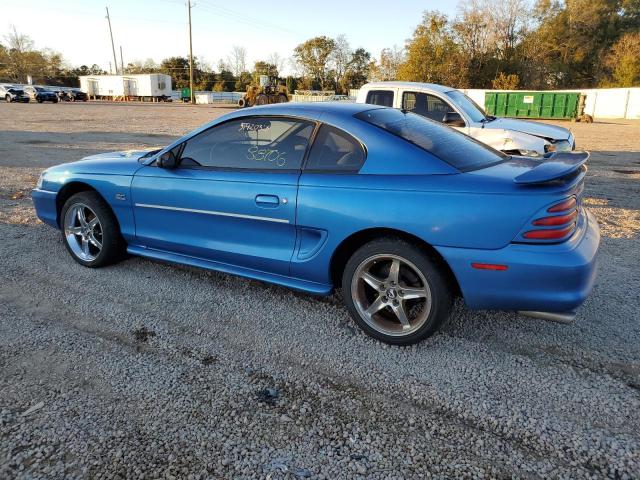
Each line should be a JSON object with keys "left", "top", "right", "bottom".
{"left": 354, "top": 108, "right": 507, "bottom": 172}
{"left": 445, "top": 90, "right": 488, "bottom": 123}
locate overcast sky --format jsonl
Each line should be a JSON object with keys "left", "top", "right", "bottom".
{"left": 2, "top": 0, "right": 459, "bottom": 74}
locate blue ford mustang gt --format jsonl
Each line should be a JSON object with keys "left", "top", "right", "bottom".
{"left": 32, "top": 103, "right": 599, "bottom": 345}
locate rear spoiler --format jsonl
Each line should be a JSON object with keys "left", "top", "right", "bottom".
{"left": 513, "top": 151, "right": 589, "bottom": 185}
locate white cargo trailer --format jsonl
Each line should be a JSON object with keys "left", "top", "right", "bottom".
{"left": 79, "top": 74, "right": 172, "bottom": 101}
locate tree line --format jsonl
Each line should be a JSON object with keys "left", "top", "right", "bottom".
{"left": 1, "top": 0, "right": 638, "bottom": 92}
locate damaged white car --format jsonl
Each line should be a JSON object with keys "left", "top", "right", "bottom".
{"left": 356, "top": 81, "right": 575, "bottom": 157}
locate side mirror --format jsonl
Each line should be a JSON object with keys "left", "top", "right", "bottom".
{"left": 443, "top": 111, "right": 465, "bottom": 127}
{"left": 157, "top": 150, "right": 177, "bottom": 169}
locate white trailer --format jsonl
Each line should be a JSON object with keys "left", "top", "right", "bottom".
{"left": 79, "top": 74, "right": 172, "bottom": 101}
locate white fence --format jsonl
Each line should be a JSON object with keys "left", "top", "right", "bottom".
{"left": 350, "top": 87, "right": 640, "bottom": 120}
{"left": 194, "top": 91, "right": 243, "bottom": 104}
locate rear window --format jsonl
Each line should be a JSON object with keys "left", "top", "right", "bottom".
{"left": 365, "top": 90, "right": 394, "bottom": 107}
{"left": 354, "top": 108, "right": 507, "bottom": 171}
{"left": 305, "top": 125, "right": 365, "bottom": 172}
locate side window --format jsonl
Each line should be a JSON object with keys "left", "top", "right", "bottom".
{"left": 179, "top": 117, "right": 314, "bottom": 170}
{"left": 365, "top": 90, "right": 394, "bottom": 107}
{"left": 305, "top": 125, "right": 365, "bottom": 172}
{"left": 402, "top": 92, "right": 454, "bottom": 123}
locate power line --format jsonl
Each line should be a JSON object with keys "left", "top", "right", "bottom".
{"left": 195, "top": 1, "right": 299, "bottom": 36}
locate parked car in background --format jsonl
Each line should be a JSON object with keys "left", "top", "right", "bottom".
{"left": 64, "top": 89, "right": 88, "bottom": 102}
{"left": 357, "top": 81, "right": 575, "bottom": 157}
{"left": 32, "top": 103, "right": 599, "bottom": 345}
{"left": 23, "top": 85, "right": 59, "bottom": 103}
{"left": 325, "top": 94, "right": 351, "bottom": 102}
{"left": 0, "top": 85, "right": 30, "bottom": 103}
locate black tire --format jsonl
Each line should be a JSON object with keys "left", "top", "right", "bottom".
{"left": 36, "top": 97, "right": 43, "bottom": 103}
{"left": 60, "top": 191, "right": 125, "bottom": 268}
{"left": 341, "top": 237, "right": 453, "bottom": 345}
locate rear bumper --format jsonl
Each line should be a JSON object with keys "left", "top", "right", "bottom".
{"left": 32, "top": 188, "right": 59, "bottom": 228}
{"left": 437, "top": 208, "right": 599, "bottom": 312}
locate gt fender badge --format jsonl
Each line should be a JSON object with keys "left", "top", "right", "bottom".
{"left": 115, "top": 193, "right": 126, "bottom": 201}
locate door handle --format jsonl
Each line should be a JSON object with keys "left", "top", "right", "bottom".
{"left": 255, "top": 194, "right": 280, "bottom": 206}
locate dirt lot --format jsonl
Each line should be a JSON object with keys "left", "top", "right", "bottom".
{"left": 1, "top": 102, "right": 639, "bottom": 479}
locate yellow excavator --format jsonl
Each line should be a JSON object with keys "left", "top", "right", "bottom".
{"left": 238, "top": 75, "right": 289, "bottom": 108}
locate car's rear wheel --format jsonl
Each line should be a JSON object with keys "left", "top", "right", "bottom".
{"left": 61, "top": 191, "right": 125, "bottom": 268}
{"left": 342, "top": 238, "right": 452, "bottom": 345}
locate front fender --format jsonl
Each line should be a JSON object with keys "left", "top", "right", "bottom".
{"left": 36, "top": 172, "right": 136, "bottom": 242}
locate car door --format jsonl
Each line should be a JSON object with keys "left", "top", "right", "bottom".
{"left": 401, "top": 91, "right": 469, "bottom": 134}
{"left": 130, "top": 116, "right": 315, "bottom": 276}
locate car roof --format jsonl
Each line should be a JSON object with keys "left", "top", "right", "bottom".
{"left": 223, "top": 101, "right": 385, "bottom": 122}
{"left": 361, "top": 81, "right": 454, "bottom": 94}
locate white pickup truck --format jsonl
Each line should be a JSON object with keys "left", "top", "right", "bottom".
{"left": 356, "top": 81, "right": 575, "bottom": 157}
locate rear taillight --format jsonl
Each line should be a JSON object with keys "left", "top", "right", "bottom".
{"left": 532, "top": 210, "right": 578, "bottom": 226}
{"left": 523, "top": 196, "right": 578, "bottom": 242}
{"left": 547, "top": 197, "right": 576, "bottom": 212}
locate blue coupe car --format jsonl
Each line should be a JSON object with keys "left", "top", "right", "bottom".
{"left": 32, "top": 103, "right": 599, "bottom": 345}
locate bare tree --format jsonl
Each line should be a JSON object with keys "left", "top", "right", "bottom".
{"left": 454, "top": 0, "right": 491, "bottom": 59}
{"left": 227, "top": 45, "right": 247, "bottom": 76}
{"left": 370, "top": 45, "right": 405, "bottom": 81}
{"left": 267, "top": 52, "right": 286, "bottom": 77}
{"left": 5, "top": 24, "right": 34, "bottom": 52}
{"left": 330, "top": 34, "right": 352, "bottom": 93}
{"left": 485, "top": 0, "right": 531, "bottom": 58}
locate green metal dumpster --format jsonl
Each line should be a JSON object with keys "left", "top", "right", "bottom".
{"left": 485, "top": 91, "right": 580, "bottom": 120}
{"left": 181, "top": 87, "right": 191, "bottom": 102}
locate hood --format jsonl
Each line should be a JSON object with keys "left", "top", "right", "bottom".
{"left": 48, "top": 150, "right": 154, "bottom": 176}
{"left": 485, "top": 117, "right": 570, "bottom": 141}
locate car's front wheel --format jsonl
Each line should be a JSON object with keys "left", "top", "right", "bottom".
{"left": 61, "top": 191, "right": 125, "bottom": 267}
{"left": 342, "top": 238, "right": 453, "bottom": 345}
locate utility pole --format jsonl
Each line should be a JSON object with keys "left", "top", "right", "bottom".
{"left": 105, "top": 7, "right": 118, "bottom": 75}
{"left": 187, "top": 0, "right": 194, "bottom": 103}
{"left": 120, "top": 46, "right": 124, "bottom": 74}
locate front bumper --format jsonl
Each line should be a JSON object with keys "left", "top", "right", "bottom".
{"left": 436, "top": 208, "right": 599, "bottom": 313}
{"left": 32, "top": 188, "right": 59, "bottom": 228}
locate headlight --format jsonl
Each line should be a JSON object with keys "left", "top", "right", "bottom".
{"left": 545, "top": 140, "right": 571, "bottom": 153}
{"left": 519, "top": 149, "right": 541, "bottom": 157}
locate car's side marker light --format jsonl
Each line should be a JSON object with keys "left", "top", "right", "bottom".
{"left": 471, "top": 263, "right": 509, "bottom": 271}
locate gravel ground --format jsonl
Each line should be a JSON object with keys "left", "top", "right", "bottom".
{"left": 1, "top": 102, "right": 639, "bottom": 479}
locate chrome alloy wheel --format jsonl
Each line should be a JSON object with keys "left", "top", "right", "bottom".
{"left": 64, "top": 203, "right": 103, "bottom": 262}
{"left": 351, "top": 254, "right": 432, "bottom": 336}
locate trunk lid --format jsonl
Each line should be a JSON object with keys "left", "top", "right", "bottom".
{"left": 513, "top": 152, "right": 588, "bottom": 185}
